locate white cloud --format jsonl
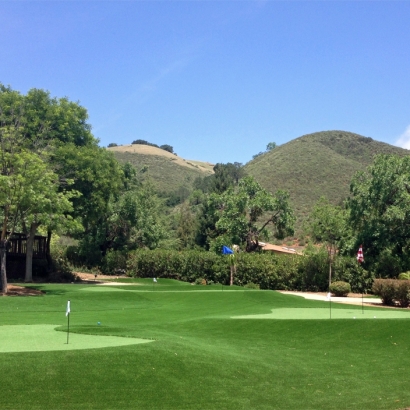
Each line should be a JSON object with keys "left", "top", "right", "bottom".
{"left": 395, "top": 125, "right": 410, "bottom": 150}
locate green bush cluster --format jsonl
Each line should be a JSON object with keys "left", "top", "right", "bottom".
{"left": 100, "top": 250, "right": 128, "bottom": 275}
{"left": 329, "top": 281, "right": 351, "bottom": 297}
{"left": 398, "top": 272, "right": 410, "bottom": 280}
{"left": 372, "top": 279, "right": 410, "bottom": 307}
{"left": 127, "top": 249, "right": 370, "bottom": 292}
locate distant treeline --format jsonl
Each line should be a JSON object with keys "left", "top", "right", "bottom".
{"left": 108, "top": 140, "right": 175, "bottom": 154}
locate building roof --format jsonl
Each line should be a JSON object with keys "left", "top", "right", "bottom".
{"left": 258, "top": 242, "right": 302, "bottom": 255}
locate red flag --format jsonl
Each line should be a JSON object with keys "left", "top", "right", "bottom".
{"left": 357, "top": 245, "right": 364, "bottom": 263}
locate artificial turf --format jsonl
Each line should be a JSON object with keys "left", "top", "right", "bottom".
{"left": 0, "top": 279, "right": 409, "bottom": 409}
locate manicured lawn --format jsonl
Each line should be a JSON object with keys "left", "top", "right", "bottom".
{"left": 0, "top": 279, "right": 409, "bottom": 409}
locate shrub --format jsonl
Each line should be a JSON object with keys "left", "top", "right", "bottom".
{"left": 372, "top": 279, "right": 397, "bottom": 306}
{"left": 244, "top": 282, "right": 260, "bottom": 289}
{"left": 395, "top": 280, "right": 410, "bottom": 308}
{"left": 334, "top": 256, "right": 373, "bottom": 293}
{"left": 195, "top": 278, "right": 207, "bottom": 285}
{"left": 329, "top": 281, "right": 351, "bottom": 297}
{"left": 398, "top": 272, "right": 410, "bottom": 280}
{"left": 126, "top": 249, "right": 371, "bottom": 293}
{"left": 100, "top": 250, "right": 127, "bottom": 275}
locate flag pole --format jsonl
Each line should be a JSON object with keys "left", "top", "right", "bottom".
{"left": 357, "top": 245, "right": 364, "bottom": 314}
{"left": 66, "top": 300, "right": 71, "bottom": 344}
{"left": 328, "top": 291, "right": 332, "bottom": 319}
{"left": 67, "top": 312, "right": 70, "bottom": 344}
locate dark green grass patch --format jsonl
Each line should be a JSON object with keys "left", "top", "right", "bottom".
{"left": 0, "top": 283, "right": 409, "bottom": 409}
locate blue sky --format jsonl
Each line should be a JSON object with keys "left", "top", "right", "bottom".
{"left": 2, "top": 1, "right": 410, "bottom": 164}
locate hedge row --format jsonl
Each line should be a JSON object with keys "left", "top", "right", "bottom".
{"left": 372, "top": 279, "right": 410, "bottom": 307}
{"left": 126, "top": 249, "right": 371, "bottom": 292}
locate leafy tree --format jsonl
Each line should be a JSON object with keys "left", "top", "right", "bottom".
{"left": 305, "top": 197, "right": 347, "bottom": 288}
{"left": 253, "top": 152, "right": 262, "bottom": 159}
{"left": 172, "top": 203, "right": 197, "bottom": 249}
{"left": 348, "top": 154, "right": 410, "bottom": 276}
{"left": 0, "top": 149, "right": 65, "bottom": 291}
{"left": 108, "top": 143, "right": 118, "bottom": 147}
{"left": 0, "top": 84, "right": 122, "bottom": 278}
{"left": 21, "top": 164, "right": 80, "bottom": 282}
{"left": 131, "top": 139, "right": 159, "bottom": 148}
{"left": 195, "top": 193, "right": 224, "bottom": 249}
{"left": 213, "top": 176, "right": 295, "bottom": 252}
{"left": 53, "top": 144, "right": 124, "bottom": 235}
{"left": 266, "top": 142, "right": 276, "bottom": 151}
{"left": 160, "top": 144, "right": 174, "bottom": 154}
{"left": 197, "top": 162, "right": 245, "bottom": 195}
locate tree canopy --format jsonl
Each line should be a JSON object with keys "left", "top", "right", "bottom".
{"left": 347, "top": 154, "right": 410, "bottom": 276}
{"left": 211, "top": 176, "right": 295, "bottom": 252}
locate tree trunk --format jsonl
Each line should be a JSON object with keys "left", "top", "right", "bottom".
{"left": 328, "top": 261, "right": 332, "bottom": 291}
{"left": 25, "top": 223, "right": 39, "bottom": 283}
{"left": 46, "top": 229, "right": 52, "bottom": 272}
{"left": 0, "top": 241, "right": 8, "bottom": 294}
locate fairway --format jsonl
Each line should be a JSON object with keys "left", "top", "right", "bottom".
{"left": 0, "top": 279, "right": 409, "bottom": 410}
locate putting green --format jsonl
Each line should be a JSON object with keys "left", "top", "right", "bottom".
{"left": 232, "top": 308, "right": 410, "bottom": 320}
{"left": 0, "top": 325, "right": 154, "bottom": 353}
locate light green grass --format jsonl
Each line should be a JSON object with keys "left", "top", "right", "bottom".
{"left": 0, "top": 280, "right": 409, "bottom": 409}
{"left": 0, "top": 325, "right": 152, "bottom": 352}
{"left": 233, "top": 307, "right": 410, "bottom": 319}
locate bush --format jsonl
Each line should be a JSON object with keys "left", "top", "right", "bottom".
{"left": 244, "top": 282, "right": 260, "bottom": 289}
{"left": 329, "top": 281, "right": 351, "bottom": 297}
{"left": 194, "top": 278, "right": 207, "bottom": 285}
{"left": 372, "top": 279, "right": 397, "bottom": 306}
{"left": 398, "top": 272, "right": 410, "bottom": 280}
{"left": 126, "top": 248, "right": 373, "bottom": 292}
{"left": 100, "top": 250, "right": 127, "bottom": 275}
{"left": 396, "top": 280, "right": 410, "bottom": 308}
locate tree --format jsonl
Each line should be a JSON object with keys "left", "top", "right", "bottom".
{"left": 198, "top": 162, "right": 245, "bottom": 195}
{"left": 21, "top": 168, "right": 80, "bottom": 283}
{"left": 266, "top": 142, "right": 276, "bottom": 151}
{"left": 0, "top": 84, "right": 114, "bottom": 281}
{"left": 172, "top": 203, "right": 197, "bottom": 249}
{"left": 53, "top": 144, "right": 124, "bottom": 235}
{"left": 305, "top": 197, "right": 347, "bottom": 288}
{"left": 348, "top": 154, "right": 410, "bottom": 275}
{"left": 160, "top": 144, "right": 174, "bottom": 154}
{"left": 213, "top": 176, "right": 295, "bottom": 252}
{"left": 0, "top": 150, "right": 63, "bottom": 292}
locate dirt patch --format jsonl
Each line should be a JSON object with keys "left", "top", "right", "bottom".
{"left": 74, "top": 272, "right": 127, "bottom": 282}
{"left": 5, "top": 285, "right": 44, "bottom": 296}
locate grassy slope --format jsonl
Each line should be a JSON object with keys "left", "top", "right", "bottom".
{"left": 108, "top": 145, "right": 214, "bottom": 195}
{"left": 244, "top": 131, "right": 410, "bottom": 226}
{"left": 1, "top": 280, "right": 409, "bottom": 410}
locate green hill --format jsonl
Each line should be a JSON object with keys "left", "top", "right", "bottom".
{"left": 244, "top": 131, "right": 410, "bottom": 228}
{"left": 108, "top": 144, "right": 214, "bottom": 196}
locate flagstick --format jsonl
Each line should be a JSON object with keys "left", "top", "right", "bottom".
{"left": 66, "top": 312, "right": 70, "bottom": 344}
{"left": 329, "top": 296, "right": 332, "bottom": 320}
{"left": 362, "top": 292, "right": 364, "bottom": 314}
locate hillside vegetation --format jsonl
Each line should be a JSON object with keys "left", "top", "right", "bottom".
{"left": 244, "top": 131, "right": 410, "bottom": 227}
{"left": 108, "top": 144, "right": 214, "bottom": 195}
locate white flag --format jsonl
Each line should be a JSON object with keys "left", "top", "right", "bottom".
{"left": 153, "top": 278, "right": 157, "bottom": 283}
{"left": 66, "top": 300, "right": 71, "bottom": 316}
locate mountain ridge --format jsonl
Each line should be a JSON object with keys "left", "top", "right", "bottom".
{"left": 244, "top": 130, "right": 410, "bottom": 227}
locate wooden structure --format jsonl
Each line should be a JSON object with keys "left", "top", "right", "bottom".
{"left": 7, "top": 233, "right": 47, "bottom": 259}
{"left": 4, "top": 233, "right": 48, "bottom": 279}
